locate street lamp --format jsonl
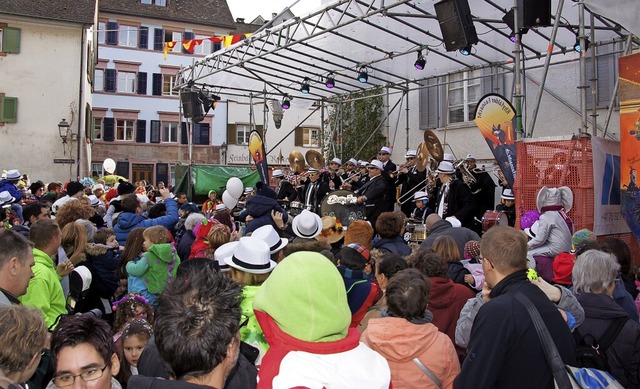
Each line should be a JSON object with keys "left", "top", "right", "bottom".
{"left": 58, "top": 119, "right": 71, "bottom": 143}
{"left": 220, "top": 142, "right": 227, "bottom": 165}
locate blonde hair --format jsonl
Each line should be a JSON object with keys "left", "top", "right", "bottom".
{"left": 143, "top": 225, "right": 172, "bottom": 245}
{"left": 206, "top": 224, "right": 231, "bottom": 255}
{"left": 432, "top": 235, "right": 461, "bottom": 262}
{"left": 230, "top": 267, "right": 270, "bottom": 286}
{"left": 61, "top": 222, "right": 88, "bottom": 265}
{"left": 0, "top": 305, "right": 47, "bottom": 376}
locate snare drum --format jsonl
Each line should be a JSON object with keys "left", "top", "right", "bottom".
{"left": 481, "top": 210, "right": 508, "bottom": 233}
{"left": 412, "top": 224, "right": 427, "bottom": 242}
{"left": 289, "top": 201, "right": 304, "bottom": 216}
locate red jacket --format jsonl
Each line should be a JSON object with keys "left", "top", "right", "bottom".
{"left": 428, "top": 277, "right": 475, "bottom": 357}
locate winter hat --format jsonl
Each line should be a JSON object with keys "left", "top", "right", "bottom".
{"left": 571, "top": 229, "right": 596, "bottom": 248}
{"left": 180, "top": 202, "right": 199, "bottom": 214}
{"left": 464, "top": 240, "right": 481, "bottom": 260}
{"left": 253, "top": 251, "right": 351, "bottom": 342}
{"left": 339, "top": 243, "right": 371, "bottom": 267}
{"left": 255, "top": 181, "right": 277, "bottom": 200}
{"left": 344, "top": 220, "right": 374, "bottom": 250}
{"left": 553, "top": 252, "right": 575, "bottom": 286}
{"left": 66, "top": 181, "right": 85, "bottom": 197}
{"left": 117, "top": 180, "right": 135, "bottom": 196}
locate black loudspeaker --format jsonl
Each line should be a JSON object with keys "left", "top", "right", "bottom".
{"left": 180, "top": 91, "right": 204, "bottom": 122}
{"left": 434, "top": 0, "right": 478, "bottom": 52}
{"left": 503, "top": 0, "right": 551, "bottom": 30}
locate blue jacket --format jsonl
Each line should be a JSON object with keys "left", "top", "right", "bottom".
{"left": 113, "top": 198, "right": 179, "bottom": 243}
{"left": 244, "top": 195, "right": 288, "bottom": 235}
{"left": 372, "top": 236, "right": 412, "bottom": 256}
{"left": 0, "top": 179, "right": 22, "bottom": 201}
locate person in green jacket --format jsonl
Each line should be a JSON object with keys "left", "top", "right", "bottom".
{"left": 19, "top": 218, "right": 74, "bottom": 330}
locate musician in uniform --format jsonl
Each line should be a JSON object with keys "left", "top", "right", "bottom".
{"left": 377, "top": 146, "right": 397, "bottom": 213}
{"left": 350, "top": 160, "right": 369, "bottom": 191}
{"left": 495, "top": 188, "right": 516, "bottom": 227}
{"left": 273, "top": 169, "right": 297, "bottom": 202}
{"left": 355, "top": 160, "right": 388, "bottom": 231}
{"left": 302, "top": 167, "right": 330, "bottom": 215}
{"left": 410, "top": 191, "right": 432, "bottom": 223}
{"left": 323, "top": 157, "right": 343, "bottom": 190}
{"left": 339, "top": 159, "right": 361, "bottom": 191}
{"left": 396, "top": 150, "right": 427, "bottom": 218}
{"left": 464, "top": 154, "right": 496, "bottom": 234}
{"left": 434, "top": 161, "right": 476, "bottom": 230}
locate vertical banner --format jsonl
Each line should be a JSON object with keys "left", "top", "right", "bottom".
{"left": 249, "top": 130, "right": 269, "bottom": 184}
{"left": 591, "top": 137, "right": 629, "bottom": 235}
{"left": 619, "top": 52, "right": 640, "bottom": 242}
{"left": 473, "top": 94, "right": 518, "bottom": 188}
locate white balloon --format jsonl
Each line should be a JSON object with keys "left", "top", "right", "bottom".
{"left": 222, "top": 190, "right": 238, "bottom": 209}
{"left": 226, "top": 177, "right": 244, "bottom": 199}
{"left": 103, "top": 158, "right": 116, "bottom": 174}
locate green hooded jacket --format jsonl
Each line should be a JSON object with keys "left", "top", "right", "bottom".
{"left": 126, "top": 243, "right": 180, "bottom": 294}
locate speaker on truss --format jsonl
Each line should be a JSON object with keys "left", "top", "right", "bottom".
{"left": 503, "top": 0, "right": 551, "bottom": 31}
{"left": 434, "top": 0, "right": 478, "bottom": 52}
{"left": 180, "top": 90, "right": 205, "bottom": 123}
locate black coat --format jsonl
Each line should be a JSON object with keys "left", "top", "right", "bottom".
{"left": 575, "top": 292, "right": 640, "bottom": 388}
{"left": 382, "top": 160, "right": 397, "bottom": 212}
{"left": 276, "top": 180, "right": 297, "bottom": 202}
{"left": 436, "top": 179, "right": 476, "bottom": 230}
{"left": 302, "top": 180, "right": 330, "bottom": 214}
{"left": 397, "top": 166, "right": 427, "bottom": 217}
{"left": 355, "top": 175, "right": 387, "bottom": 228}
{"left": 455, "top": 270, "right": 576, "bottom": 389}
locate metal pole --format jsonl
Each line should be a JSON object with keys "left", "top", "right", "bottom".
{"left": 578, "top": 1, "right": 588, "bottom": 134}
{"left": 590, "top": 12, "right": 597, "bottom": 136}
{"left": 512, "top": 1, "right": 524, "bottom": 138}
{"left": 528, "top": 0, "right": 564, "bottom": 136}
{"left": 405, "top": 81, "right": 410, "bottom": 152}
{"left": 603, "top": 34, "right": 633, "bottom": 137}
{"left": 321, "top": 100, "right": 326, "bottom": 156}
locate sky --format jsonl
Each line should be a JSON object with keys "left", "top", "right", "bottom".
{"left": 227, "top": 0, "right": 322, "bottom": 23}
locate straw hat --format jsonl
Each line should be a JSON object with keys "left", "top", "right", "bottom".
{"left": 316, "top": 216, "right": 345, "bottom": 244}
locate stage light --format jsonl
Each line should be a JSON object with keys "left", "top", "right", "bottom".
{"left": 509, "top": 32, "right": 517, "bottom": 42}
{"left": 300, "top": 77, "right": 310, "bottom": 94}
{"left": 282, "top": 94, "right": 291, "bottom": 110}
{"left": 325, "top": 73, "right": 335, "bottom": 89}
{"left": 414, "top": 50, "right": 426, "bottom": 70}
{"left": 459, "top": 45, "right": 472, "bottom": 56}
{"left": 357, "top": 66, "right": 368, "bottom": 83}
{"left": 573, "top": 35, "right": 590, "bottom": 53}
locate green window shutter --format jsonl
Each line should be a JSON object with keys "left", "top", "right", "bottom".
{"left": 3, "top": 27, "right": 21, "bottom": 54}
{"left": 1, "top": 96, "right": 18, "bottom": 123}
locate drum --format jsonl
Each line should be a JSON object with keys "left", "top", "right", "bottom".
{"left": 403, "top": 221, "right": 416, "bottom": 243}
{"left": 482, "top": 210, "right": 508, "bottom": 233}
{"left": 404, "top": 219, "right": 426, "bottom": 243}
{"left": 319, "top": 190, "right": 365, "bottom": 226}
{"left": 289, "top": 201, "right": 304, "bottom": 216}
{"left": 412, "top": 224, "right": 427, "bottom": 242}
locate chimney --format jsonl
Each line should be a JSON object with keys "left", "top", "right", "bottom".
{"left": 236, "top": 18, "right": 245, "bottom": 23}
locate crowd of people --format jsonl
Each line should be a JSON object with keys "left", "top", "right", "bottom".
{"left": 0, "top": 154, "right": 639, "bottom": 389}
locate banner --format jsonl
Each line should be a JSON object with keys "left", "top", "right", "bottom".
{"left": 591, "top": 137, "right": 630, "bottom": 235}
{"left": 473, "top": 94, "right": 518, "bottom": 189}
{"left": 249, "top": 130, "right": 269, "bottom": 184}
{"left": 619, "top": 52, "right": 640, "bottom": 242}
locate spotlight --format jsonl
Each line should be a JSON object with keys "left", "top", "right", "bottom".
{"left": 325, "top": 73, "right": 335, "bottom": 89}
{"left": 357, "top": 66, "right": 368, "bottom": 83}
{"left": 200, "top": 92, "right": 220, "bottom": 113}
{"left": 573, "top": 35, "right": 590, "bottom": 53}
{"left": 300, "top": 77, "right": 310, "bottom": 94}
{"left": 281, "top": 95, "right": 291, "bottom": 110}
{"left": 414, "top": 50, "right": 426, "bottom": 70}
{"left": 459, "top": 46, "right": 472, "bottom": 56}
{"left": 508, "top": 32, "right": 517, "bottom": 42}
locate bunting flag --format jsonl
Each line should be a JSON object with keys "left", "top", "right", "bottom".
{"left": 163, "top": 33, "right": 251, "bottom": 60}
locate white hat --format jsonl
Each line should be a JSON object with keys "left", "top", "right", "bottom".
{"left": 413, "top": 191, "right": 428, "bottom": 201}
{"left": 405, "top": 150, "right": 417, "bottom": 158}
{"left": 291, "top": 209, "right": 323, "bottom": 239}
{"left": 251, "top": 225, "right": 288, "bottom": 254}
{"left": 347, "top": 158, "right": 358, "bottom": 166}
{"left": 367, "top": 160, "right": 384, "bottom": 170}
{"left": 330, "top": 158, "right": 342, "bottom": 165}
{"left": 465, "top": 154, "right": 476, "bottom": 160}
{"left": 88, "top": 195, "right": 100, "bottom": 207}
{"left": 272, "top": 169, "right": 284, "bottom": 178}
{"left": 244, "top": 187, "right": 254, "bottom": 194}
{"left": 224, "top": 237, "right": 276, "bottom": 274}
{"left": 379, "top": 146, "right": 392, "bottom": 154}
{"left": 443, "top": 153, "right": 455, "bottom": 163}
{"left": 435, "top": 161, "right": 456, "bottom": 174}
{"left": 525, "top": 220, "right": 540, "bottom": 239}
{"left": 359, "top": 160, "right": 368, "bottom": 167}
{"left": 501, "top": 188, "right": 515, "bottom": 201}
{"left": 214, "top": 241, "right": 238, "bottom": 272}
{"left": 92, "top": 183, "right": 105, "bottom": 192}
{"left": 445, "top": 216, "right": 461, "bottom": 228}
{"left": 0, "top": 191, "right": 16, "bottom": 206}
{"left": 6, "top": 169, "right": 20, "bottom": 180}
{"left": 215, "top": 203, "right": 227, "bottom": 212}
{"left": 307, "top": 167, "right": 320, "bottom": 173}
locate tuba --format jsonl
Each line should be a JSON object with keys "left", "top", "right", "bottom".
{"left": 454, "top": 159, "right": 480, "bottom": 194}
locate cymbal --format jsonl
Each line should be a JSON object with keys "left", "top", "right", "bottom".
{"left": 415, "top": 142, "right": 428, "bottom": 172}
{"left": 305, "top": 150, "right": 325, "bottom": 170}
{"left": 424, "top": 129, "right": 444, "bottom": 163}
{"left": 289, "top": 151, "right": 305, "bottom": 173}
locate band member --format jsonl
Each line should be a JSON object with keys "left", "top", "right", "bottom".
{"left": 273, "top": 169, "right": 297, "bottom": 201}
{"left": 377, "top": 146, "right": 397, "bottom": 213}
{"left": 397, "top": 150, "right": 427, "bottom": 218}
{"left": 302, "top": 168, "right": 330, "bottom": 215}
{"left": 496, "top": 188, "right": 515, "bottom": 227}
{"left": 339, "top": 159, "right": 360, "bottom": 190}
{"left": 434, "top": 161, "right": 476, "bottom": 230}
{"left": 355, "top": 160, "right": 388, "bottom": 231}
{"left": 410, "top": 191, "right": 432, "bottom": 223}
{"left": 350, "top": 161, "right": 369, "bottom": 191}
{"left": 322, "top": 158, "right": 343, "bottom": 190}
{"left": 465, "top": 154, "right": 496, "bottom": 234}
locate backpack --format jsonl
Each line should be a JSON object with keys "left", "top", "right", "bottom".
{"left": 573, "top": 316, "right": 629, "bottom": 372}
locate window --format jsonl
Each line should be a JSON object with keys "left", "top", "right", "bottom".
{"left": 170, "top": 164, "right": 176, "bottom": 186}
{"left": 0, "top": 26, "right": 21, "bottom": 54}
{"left": 140, "top": 0, "right": 152, "bottom": 3}
{"left": 302, "top": 128, "right": 319, "bottom": 147}
{"left": 118, "top": 25, "right": 138, "bottom": 47}
{"left": 155, "top": 0, "right": 167, "bottom": 6}
{"left": 93, "top": 117, "right": 102, "bottom": 140}
{"left": 97, "top": 21, "right": 106, "bottom": 44}
{"left": 164, "top": 31, "right": 181, "bottom": 53}
{"left": 116, "top": 119, "right": 134, "bottom": 141}
{"left": 94, "top": 69, "right": 104, "bottom": 92}
{"left": 194, "top": 35, "right": 212, "bottom": 55}
{"left": 0, "top": 96, "right": 18, "bottom": 123}
{"left": 447, "top": 69, "right": 481, "bottom": 124}
{"left": 0, "top": 29, "right": 3, "bottom": 52}
{"left": 161, "top": 122, "right": 178, "bottom": 143}
{"left": 117, "top": 71, "right": 136, "bottom": 93}
{"left": 213, "top": 41, "right": 221, "bottom": 52}
{"left": 236, "top": 125, "right": 251, "bottom": 145}
{"left": 162, "top": 74, "right": 177, "bottom": 96}
{"left": 91, "top": 163, "right": 103, "bottom": 177}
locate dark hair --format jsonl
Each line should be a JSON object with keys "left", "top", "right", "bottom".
{"left": 118, "top": 227, "right": 146, "bottom": 278}
{"left": 94, "top": 228, "right": 115, "bottom": 245}
{"left": 176, "top": 258, "right": 220, "bottom": 278}
{"left": 601, "top": 238, "right": 632, "bottom": 275}
{"left": 0, "top": 229, "right": 33, "bottom": 268}
{"left": 29, "top": 181, "right": 44, "bottom": 194}
{"left": 376, "top": 253, "right": 408, "bottom": 279}
{"left": 155, "top": 266, "right": 242, "bottom": 380}
{"left": 575, "top": 240, "right": 605, "bottom": 257}
{"left": 213, "top": 209, "right": 233, "bottom": 230}
{"left": 29, "top": 218, "right": 60, "bottom": 250}
{"left": 410, "top": 249, "right": 448, "bottom": 278}
{"left": 22, "top": 202, "right": 47, "bottom": 223}
{"left": 47, "top": 182, "right": 62, "bottom": 192}
{"left": 338, "top": 245, "right": 369, "bottom": 270}
{"left": 147, "top": 202, "right": 167, "bottom": 219}
{"left": 386, "top": 268, "right": 431, "bottom": 321}
{"left": 51, "top": 315, "right": 114, "bottom": 368}
{"left": 375, "top": 211, "right": 405, "bottom": 239}
{"left": 121, "top": 194, "right": 140, "bottom": 213}
{"left": 118, "top": 319, "right": 153, "bottom": 385}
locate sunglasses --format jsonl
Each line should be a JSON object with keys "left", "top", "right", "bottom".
{"left": 377, "top": 152, "right": 390, "bottom": 155}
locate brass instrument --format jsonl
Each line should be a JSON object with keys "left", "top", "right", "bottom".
{"left": 288, "top": 151, "right": 306, "bottom": 173}
{"left": 424, "top": 130, "right": 444, "bottom": 163}
{"left": 454, "top": 158, "right": 480, "bottom": 194}
{"left": 397, "top": 137, "right": 444, "bottom": 205}
{"left": 305, "top": 150, "right": 325, "bottom": 170}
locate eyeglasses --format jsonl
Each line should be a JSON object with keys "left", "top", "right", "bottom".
{"left": 52, "top": 364, "right": 109, "bottom": 387}
{"left": 377, "top": 152, "right": 389, "bottom": 155}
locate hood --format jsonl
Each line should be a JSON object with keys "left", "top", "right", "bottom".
{"left": 115, "top": 212, "right": 146, "bottom": 229}
{"left": 85, "top": 243, "right": 110, "bottom": 256}
{"left": 127, "top": 376, "right": 212, "bottom": 389}
{"left": 245, "top": 195, "right": 278, "bottom": 217}
{"left": 253, "top": 251, "right": 351, "bottom": 342}
{"left": 283, "top": 238, "right": 331, "bottom": 257}
{"left": 33, "top": 248, "right": 55, "bottom": 270}
{"left": 427, "top": 277, "right": 458, "bottom": 309}
{"left": 147, "top": 243, "right": 177, "bottom": 263}
{"left": 429, "top": 219, "right": 453, "bottom": 233}
{"left": 363, "top": 317, "right": 440, "bottom": 362}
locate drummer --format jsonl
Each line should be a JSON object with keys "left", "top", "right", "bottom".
{"left": 410, "top": 191, "right": 432, "bottom": 223}
{"left": 495, "top": 188, "right": 515, "bottom": 227}
{"left": 273, "top": 169, "right": 297, "bottom": 201}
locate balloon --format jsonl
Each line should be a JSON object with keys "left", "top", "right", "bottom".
{"left": 103, "top": 158, "right": 116, "bottom": 174}
{"left": 222, "top": 190, "right": 238, "bottom": 209}
{"left": 226, "top": 177, "right": 244, "bottom": 199}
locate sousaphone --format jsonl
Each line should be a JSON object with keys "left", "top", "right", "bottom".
{"left": 305, "top": 150, "right": 325, "bottom": 170}
{"left": 424, "top": 129, "right": 444, "bottom": 163}
{"left": 415, "top": 142, "right": 429, "bottom": 172}
{"left": 288, "top": 151, "right": 305, "bottom": 173}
